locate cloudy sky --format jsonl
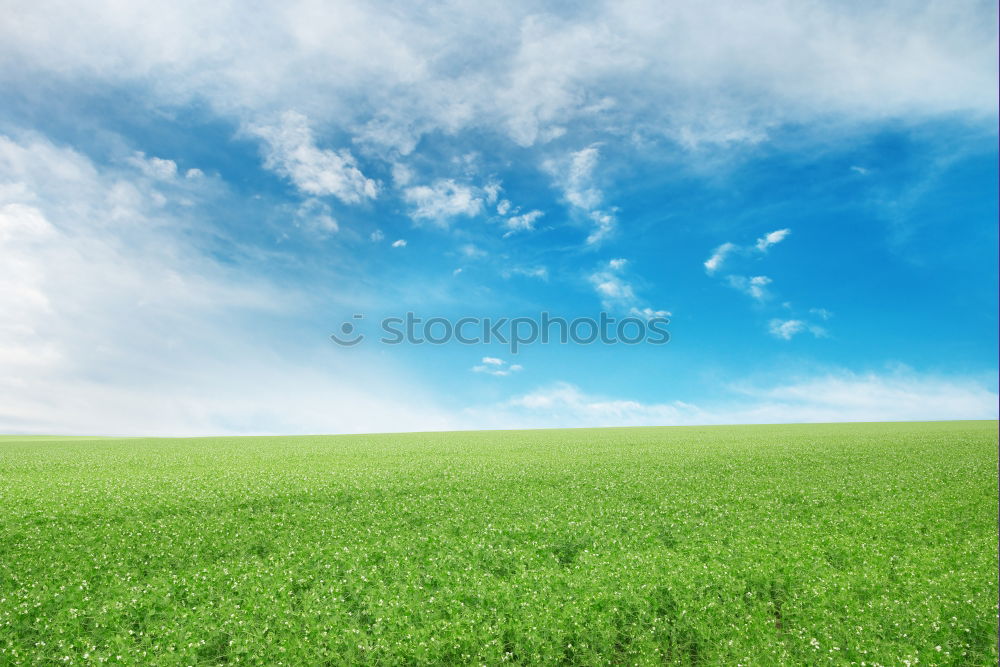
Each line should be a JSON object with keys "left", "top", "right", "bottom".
{"left": 1, "top": 1, "right": 997, "bottom": 435}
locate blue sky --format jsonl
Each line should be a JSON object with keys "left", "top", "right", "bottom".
{"left": 0, "top": 1, "right": 997, "bottom": 435}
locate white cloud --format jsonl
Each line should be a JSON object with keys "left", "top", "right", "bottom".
{"left": 370, "top": 229, "right": 385, "bottom": 242}
{"left": 402, "top": 179, "right": 483, "bottom": 226}
{"left": 630, "top": 307, "right": 671, "bottom": 319}
{"left": 483, "top": 371, "right": 997, "bottom": 428}
{"left": 0, "top": 133, "right": 449, "bottom": 436}
{"left": 586, "top": 211, "right": 617, "bottom": 245}
{"left": 732, "top": 371, "right": 998, "bottom": 423}
{"left": 496, "top": 199, "right": 511, "bottom": 215}
{"left": 755, "top": 228, "right": 790, "bottom": 251}
{"left": 768, "top": 318, "right": 805, "bottom": 340}
{"left": 503, "top": 266, "right": 549, "bottom": 280}
{"left": 503, "top": 209, "right": 544, "bottom": 236}
{"left": 545, "top": 146, "right": 618, "bottom": 245}
{"left": 707, "top": 229, "right": 789, "bottom": 274}
{"left": 472, "top": 357, "right": 523, "bottom": 377}
{"left": 459, "top": 243, "right": 485, "bottom": 258}
{"left": 590, "top": 265, "right": 636, "bottom": 304}
{"left": 391, "top": 163, "right": 414, "bottom": 187}
{"left": 391, "top": 238, "right": 407, "bottom": 248}
{"left": 0, "top": 1, "right": 992, "bottom": 161}
{"left": 589, "top": 258, "right": 668, "bottom": 317}
{"left": 483, "top": 182, "right": 502, "bottom": 205}
{"left": 295, "top": 198, "right": 339, "bottom": 236}
{"left": 704, "top": 242, "right": 736, "bottom": 273}
{"left": 563, "top": 146, "right": 602, "bottom": 210}
{"left": 769, "top": 318, "right": 827, "bottom": 340}
{"left": 127, "top": 152, "right": 178, "bottom": 180}
{"left": 728, "top": 274, "right": 772, "bottom": 300}
{"left": 247, "top": 111, "right": 377, "bottom": 203}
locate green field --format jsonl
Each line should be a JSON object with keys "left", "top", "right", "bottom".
{"left": 1, "top": 421, "right": 996, "bottom": 665}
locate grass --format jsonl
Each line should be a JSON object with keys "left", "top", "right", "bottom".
{"left": 0, "top": 421, "right": 996, "bottom": 665}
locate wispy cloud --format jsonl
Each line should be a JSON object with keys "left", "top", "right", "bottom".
{"left": 503, "top": 209, "right": 544, "bottom": 236}
{"left": 247, "top": 111, "right": 377, "bottom": 203}
{"left": 705, "top": 228, "right": 789, "bottom": 274}
{"left": 589, "top": 258, "right": 670, "bottom": 318}
{"left": 472, "top": 357, "right": 523, "bottom": 377}
{"left": 769, "top": 318, "right": 827, "bottom": 340}
{"left": 2, "top": 2, "right": 993, "bottom": 160}
{"left": 294, "top": 198, "right": 339, "bottom": 237}
{"left": 459, "top": 243, "right": 486, "bottom": 259}
{"left": 727, "top": 275, "right": 772, "bottom": 301}
{"left": 402, "top": 179, "right": 483, "bottom": 226}
{"left": 755, "top": 228, "right": 790, "bottom": 252}
{"left": 704, "top": 242, "right": 736, "bottom": 274}
{"left": 486, "top": 370, "right": 997, "bottom": 427}
{"left": 503, "top": 266, "right": 549, "bottom": 280}
{"left": 0, "top": 133, "right": 447, "bottom": 436}
{"left": 545, "top": 146, "right": 618, "bottom": 245}
{"left": 127, "top": 152, "right": 178, "bottom": 180}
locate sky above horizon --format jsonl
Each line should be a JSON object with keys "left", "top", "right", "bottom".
{"left": 1, "top": 1, "right": 998, "bottom": 435}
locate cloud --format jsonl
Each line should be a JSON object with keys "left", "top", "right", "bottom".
{"left": 485, "top": 370, "right": 997, "bottom": 427}
{"left": 503, "top": 209, "right": 544, "bottom": 236}
{"left": 247, "top": 111, "right": 377, "bottom": 203}
{"left": 755, "top": 228, "right": 790, "bottom": 251}
{"left": 0, "top": 133, "right": 450, "bottom": 436}
{"left": 391, "top": 239, "right": 407, "bottom": 248}
{"left": 731, "top": 371, "right": 998, "bottom": 423}
{"left": 472, "top": 357, "right": 523, "bottom": 377}
{"left": 589, "top": 258, "right": 668, "bottom": 318}
{"left": 768, "top": 318, "right": 805, "bottom": 340}
{"left": 391, "top": 163, "right": 414, "bottom": 186}
{"left": 370, "top": 229, "right": 385, "bottom": 242}
{"left": 127, "top": 152, "right": 178, "bottom": 180}
{"left": 295, "top": 198, "right": 339, "bottom": 236}
{"left": 459, "top": 243, "right": 486, "bottom": 258}
{"left": 707, "top": 229, "right": 795, "bottom": 308}
{"left": 545, "top": 146, "right": 618, "bottom": 245}
{"left": 704, "top": 242, "right": 736, "bottom": 274}
{"left": 3, "top": 1, "right": 992, "bottom": 159}
{"left": 562, "top": 146, "right": 602, "bottom": 210}
{"left": 727, "top": 274, "right": 772, "bottom": 300}
{"left": 769, "top": 318, "right": 827, "bottom": 340}
{"left": 483, "top": 182, "right": 502, "bottom": 205}
{"left": 590, "top": 261, "right": 636, "bottom": 305}
{"left": 402, "top": 179, "right": 483, "bottom": 226}
{"left": 503, "top": 266, "right": 549, "bottom": 280}
{"left": 706, "top": 228, "right": 790, "bottom": 274}
{"left": 630, "top": 307, "right": 671, "bottom": 319}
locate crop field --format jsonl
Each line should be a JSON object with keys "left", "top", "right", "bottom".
{"left": 0, "top": 421, "right": 996, "bottom": 665}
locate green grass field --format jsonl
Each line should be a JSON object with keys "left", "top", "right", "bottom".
{"left": 1, "top": 421, "right": 996, "bottom": 665}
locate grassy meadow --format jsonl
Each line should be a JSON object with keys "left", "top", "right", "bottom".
{"left": 0, "top": 421, "right": 997, "bottom": 665}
